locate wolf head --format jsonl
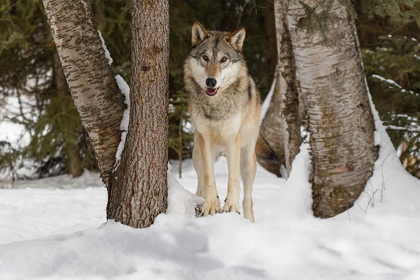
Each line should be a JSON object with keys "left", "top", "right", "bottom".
{"left": 185, "top": 22, "right": 246, "bottom": 97}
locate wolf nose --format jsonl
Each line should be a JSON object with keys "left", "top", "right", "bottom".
{"left": 206, "top": 78, "right": 217, "bottom": 88}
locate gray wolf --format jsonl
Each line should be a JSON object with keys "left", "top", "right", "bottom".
{"left": 184, "top": 22, "right": 278, "bottom": 222}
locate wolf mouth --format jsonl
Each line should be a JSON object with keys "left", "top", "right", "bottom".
{"left": 206, "top": 87, "right": 218, "bottom": 96}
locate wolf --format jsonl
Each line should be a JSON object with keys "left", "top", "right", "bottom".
{"left": 184, "top": 22, "right": 278, "bottom": 222}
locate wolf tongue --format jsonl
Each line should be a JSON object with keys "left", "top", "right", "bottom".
{"left": 206, "top": 88, "right": 217, "bottom": 95}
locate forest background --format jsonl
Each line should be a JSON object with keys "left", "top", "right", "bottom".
{"left": 0, "top": 0, "right": 419, "bottom": 182}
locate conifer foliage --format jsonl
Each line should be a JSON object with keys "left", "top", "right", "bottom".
{"left": 299, "top": 0, "right": 420, "bottom": 41}
{"left": 363, "top": 35, "right": 420, "bottom": 177}
{"left": 1, "top": 0, "right": 419, "bottom": 183}
{"left": 0, "top": 0, "right": 92, "bottom": 178}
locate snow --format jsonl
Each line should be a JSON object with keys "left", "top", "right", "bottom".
{"left": 0, "top": 95, "right": 38, "bottom": 180}
{"left": 0, "top": 95, "right": 31, "bottom": 147}
{"left": 0, "top": 120, "right": 26, "bottom": 144}
{"left": 1, "top": 77, "right": 420, "bottom": 279}
{"left": 386, "top": 125, "right": 420, "bottom": 132}
{"left": 374, "top": 130, "right": 381, "bottom": 145}
{"left": 97, "top": 30, "right": 131, "bottom": 170}
{"left": 98, "top": 30, "right": 113, "bottom": 66}
{"left": 0, "top": 171, "right": 106, "bottom": 245}
{"left": 113, "top": 75, "right": 130, "bottom": 170}
{"left": 1, "top": 121, "right": 420, "bottom": 280}
{"left": 259, "top": 79, "right": 275, "bottom": 124}
{"left": 371, "top": 74, "right": 419, "bottom": 96}
{"left": 372, "top": 74, "right": 401, "bottom": 88}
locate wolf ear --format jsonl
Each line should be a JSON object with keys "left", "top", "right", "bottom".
{"left": 192, "top": 22, "right": 209, "bottom": 47}
{"left": 227, "top": 27, "right": 246, "bottom": 51}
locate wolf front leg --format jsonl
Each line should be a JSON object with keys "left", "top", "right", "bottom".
{"left": 196, "top": 132, "right": 220, "bottom": 215}
{"left": 193, "top": 133, "right": 205, "bottom": 198}
{"left": 222, "top": 135, "right": 241, "bottom": 214}
{"left": 240, "top": 145, "right": 257, "bottom": 222}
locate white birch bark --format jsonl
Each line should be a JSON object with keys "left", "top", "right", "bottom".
{"left": 283, "top": 0, "right": 379, "bottom": 218}
{"left": 259, "top": 75, "right": 286, "bottom": 176}
{"left": 43, "top": 0, "right": 125, "bottom": 186}
{"left": 274, "top": 0, "right": 302, "bottom": 176}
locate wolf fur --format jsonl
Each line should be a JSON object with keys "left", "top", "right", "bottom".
{"left": 184, "top": 22, "right": 278, "bottom": 222}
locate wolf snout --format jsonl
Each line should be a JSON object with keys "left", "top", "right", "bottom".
{"left": 206, "top": 78, "right": 217, "bottom": 88}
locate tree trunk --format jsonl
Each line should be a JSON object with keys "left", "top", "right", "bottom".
{"left": 259, "top": 0, "right": 283, "bottom": 177}
{"left": 259, "top": 0, "right": 303, "bottom": 177}
{"left": 264, "top": 0, "right": 278, "bottom": 80}
{"left": 274, "top": 0, "right": 302, "bottom": 176}
{"left": 179, "top": 118, "right": 182, "bottom": 179}
{"left": 258, "top": 76, "right": 285, "bottom": 177}
{"left": 53, "top": 52, "right": 83, "bottom": 178}
{"left": 66, "top": 144, "right": 83, "bottom": 177}
{"left": 107, "top": 0, "right": 169, "bottom": 228}
{"left": 284, "top": 0, "right": 379, "bottom": 218}
{"left": 43, "top": 0, "right": 125, "bottom": 186}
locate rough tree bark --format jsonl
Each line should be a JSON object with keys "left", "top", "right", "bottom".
{"left": 43, "top": 0, "right": 125, "bottom": 186}
{"left": 274, "top": 0, "right": 302, "bottom": 176}
{"left": 179, "top": 119, "right": 183, "bottom": 178}
{"left": 107, "top": 0, "right": 169, "bottom": 228}
{"left": 259, "top": 0, "right": 302, "bottom": 177}
{"left": 53, "top": 52, "right": 83, "bottom": 178}
{"left": 258, "top": 0, "right": 285, "bottom": 177}
{"left": 284, "top": 0, "right": 379, "bottom": 218}
{"left": 264, "top": 0, "right": 278, "bottom": 79}
{"left": 259, "top": 78, "right": 286, "bottom": 177}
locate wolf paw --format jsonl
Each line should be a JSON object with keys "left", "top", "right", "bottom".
{"left": 222, "top": 201, "right": 240, "bottom": 214}
{"left": 201, "top": 198, "right": 221, "bottom": 216}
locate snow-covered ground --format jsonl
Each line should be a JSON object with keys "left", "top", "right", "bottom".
{"left": 0, "top": 149, "right": 420, "bottom": 279}
{"left": 1, "top": 99, "right": 420, "bottom": 279}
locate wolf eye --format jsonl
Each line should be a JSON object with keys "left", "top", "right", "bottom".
{"left": 202, "top": 55, "right": 209, "bottom": 61}
{"left": 221, "top": 57, "right": 227, "bottom": 63}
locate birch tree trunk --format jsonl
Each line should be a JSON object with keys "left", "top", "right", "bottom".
{"left": 258, "top": 0, "right": 284, "bottom": 177}
{"left": 264, "top": 0, "right": 278, "bottom": 79}
{"left": 274, "top": 0, "right": 302, "bottom": 176}
{"left": 53, "top": 52, "right": 83, "bottom": 178}
{"left": 179, "top": 119, "right": 183, "bottom": 179}
{"left": 284, "top": 0, "right": 379, "bottom": 218}
{"left": 259, "top": 77, "right": 285, "bottom": 177}
{"left": 259, "top": 0, "right": 303, "bottom": 177}
{"left": 43, "top": 0, "right": 125, "bottom": 186}
{"left": 107, "top": 0, "right": 169, "bottom": 228}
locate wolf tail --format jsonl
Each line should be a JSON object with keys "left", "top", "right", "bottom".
{"left": 255, "top": 135, "right": 280, "bottom": 164}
